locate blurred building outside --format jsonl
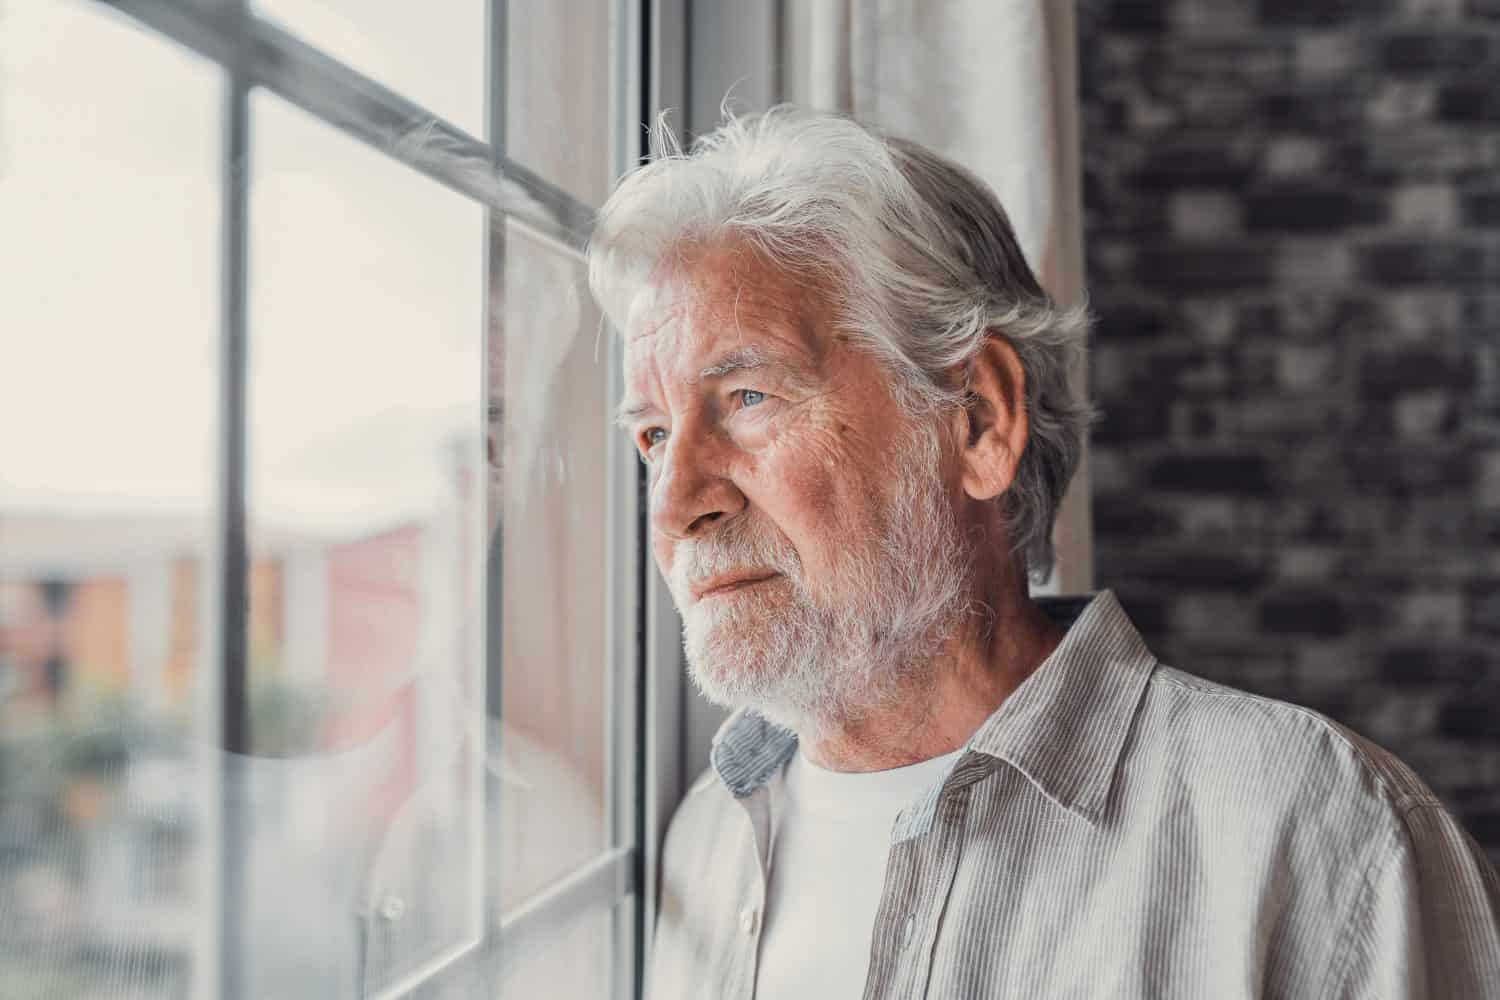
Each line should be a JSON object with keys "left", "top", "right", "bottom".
{"left": 0, "top": 450, "right": 470, "bottom": 992}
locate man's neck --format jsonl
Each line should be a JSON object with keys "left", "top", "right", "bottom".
{"left": 796, "top": 568, "right": 1065, "bottom": 774}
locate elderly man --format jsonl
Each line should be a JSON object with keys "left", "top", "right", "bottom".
{"left": 589, "top": 106, "right": 1500, "bottom": 998}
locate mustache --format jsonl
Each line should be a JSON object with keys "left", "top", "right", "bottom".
{"left": 671, "top": 518, "right": 802, "bottom": 593}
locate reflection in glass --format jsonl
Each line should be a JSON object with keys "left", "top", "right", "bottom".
{"left": 2, "top": 3, "right": 628, "bottom": 994}
{"left": 0, "top": 2, "right": 220, "bottom": 996}
{"left": 507, "top": 2, "right": 612, "bottom": 206}
{"left": 496, "top": 219, "right": 613, "bottom": 925}
{"left": 253, "top": 0, "right": 486, "bottom": 139}
{"left": 244, "top": 92, "right": 485, "bottom": 997}
{"left": 500, "top": 902, "right": 613, "bottom": 997}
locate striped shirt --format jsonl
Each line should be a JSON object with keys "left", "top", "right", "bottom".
{"left": 646, "top": 590, "right": 1500, "bottom": 998}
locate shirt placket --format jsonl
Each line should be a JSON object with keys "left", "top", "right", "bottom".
{"left": 862, "top": 785, "right": 972, "bottom": 1000}
{"left": 732, "top": 784, "right": 774, "bottom": 1000}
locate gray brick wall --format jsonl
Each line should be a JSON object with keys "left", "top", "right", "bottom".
{"left": 1077, "top": 0, "right": 1500, "bottom": 864}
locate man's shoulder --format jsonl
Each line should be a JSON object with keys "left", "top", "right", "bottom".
{"left": 1140, "top": 663, "right": 1443, "bottom": 831}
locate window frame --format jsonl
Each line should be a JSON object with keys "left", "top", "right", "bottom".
{"left": 638, "top": 0, "right": 688, "bottom": 983}
{"left": 92, "top": 0, "right": 658, "bottom": 995}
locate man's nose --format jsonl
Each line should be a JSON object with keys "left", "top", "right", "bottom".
{"left": 649, "top": 427, "right": 746, "bottom": 541}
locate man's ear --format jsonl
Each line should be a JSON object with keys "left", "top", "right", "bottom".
{"left": 954, "top": 332, "right": 1028, "bottom": 502}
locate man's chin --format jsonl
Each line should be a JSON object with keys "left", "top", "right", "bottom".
{"left": 683, "top": 620, "right": 794, "bottom": 709}
{"left": 683, "top": 624, "right": 762, "bottom": 687}
{"left": 681, "top": 599, "right": 782, "bottom": 653}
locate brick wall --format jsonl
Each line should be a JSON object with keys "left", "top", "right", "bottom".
{"left": 1077, "top": 0, "right": 1500, "bottom": 864}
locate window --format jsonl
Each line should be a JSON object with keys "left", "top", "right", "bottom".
{"left": 0, "top": 1, "right": 648, "bottom": 996}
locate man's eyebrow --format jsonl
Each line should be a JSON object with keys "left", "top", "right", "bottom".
{"left": 698, "top": 346, "right": 820, "bottom": 393}
{"left": 614, "top": 398, "right": 657, "bottom": 429}
{"left": 697, "top": 347, "right": 770, "bottom": 379}
{"left": 614, "top": 346, "right": 817, "bottom": 428}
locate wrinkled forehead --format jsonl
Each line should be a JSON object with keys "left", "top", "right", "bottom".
{"left": 622, "top": 240, "right": 835, "bottom": 371}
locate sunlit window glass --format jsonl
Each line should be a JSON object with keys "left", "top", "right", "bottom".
{"left": 0, "top": 3, "right": 220, "bottom": 995}
{"left": 240, "top": 91, "right": 485, "bottom": 997}
{"left": 507, "top": 2, "right": 612, "bottom": 206}
{"left": 253, "top": 0, "right": 486, "bottom": 139}
{"left": 0, "top": 1, "right": 637, "bottom": 994}
{"left": 492, "top": 219, "right": 613, "bottom": 995}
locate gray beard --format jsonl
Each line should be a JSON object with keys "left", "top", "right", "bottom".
{"left": 671, "top": 417, "right": 974, "bottom": 742}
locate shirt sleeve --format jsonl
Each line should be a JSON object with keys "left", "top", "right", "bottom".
{"left": 1334, "top": 802, "right": 1500, "bottom": 999}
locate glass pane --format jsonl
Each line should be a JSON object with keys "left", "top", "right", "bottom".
{"left": 0, "top": 3, "right": 220, "bottom": 997}
{"left": 253, "top": 0, "right": 486, "bottom": 139}
{"left": 499, "top": 901, "right": 613, "bottom": 996}
{"left": 495, "top": 220, "right": 612, "bottom": 910}
{"left": 507, "top": 2, "right": 612, "bottom": 206}
{"left": 244, "top": 92, "right": 486, "bottom": 997}
{"left": 403, "top": 894, "right": 615, "bottom": 996}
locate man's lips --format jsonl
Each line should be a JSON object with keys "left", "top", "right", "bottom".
{"left": 691, "top": 572, "right": 780, "bottom": 602}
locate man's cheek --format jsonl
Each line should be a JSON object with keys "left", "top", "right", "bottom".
{"left": 652, "top": 537, "right": 677, "bottom": 586}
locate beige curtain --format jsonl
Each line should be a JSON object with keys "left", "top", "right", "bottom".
{"left": 782, "top": 0, "right": 1093, "bottom": 594}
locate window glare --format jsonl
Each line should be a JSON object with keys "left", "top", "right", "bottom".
{"left": 241, "top": 91, "right": 487, "bottom": 995}
{"left": 498, "top": 220, "right": 611, "bottom": 904}
{"left": 0, "top": 1, "right": 634, "bottom": 994}
{"left": 247, "top": 92, "right": 484, "bottom": 539}
{"left": 507, "top": 2, "right": 612, "bottom": 205}
{"left": 0, "top": 2, "right": 219, "bottom": 514}
{"left": 0, "top": 4, "right": 220, "bottom": 996}
{"left": 253, "top": 0, "right": 486, "bottom": 139}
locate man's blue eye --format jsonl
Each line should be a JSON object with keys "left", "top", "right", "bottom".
{"left": 644, "top": 427, "right": 668, "bottom": 447}
{"left": 739, "top": 389, "right": 766, "bottom": 407}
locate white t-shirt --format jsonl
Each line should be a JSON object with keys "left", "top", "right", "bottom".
{"left": 757, "top": 744, "right": 965, "bottom": 998}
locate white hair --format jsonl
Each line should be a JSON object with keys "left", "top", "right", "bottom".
{"left": 588, "top": 103, "right": 1092, "bottom": 580}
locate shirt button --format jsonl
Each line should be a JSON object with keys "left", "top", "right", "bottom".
{"left": 379, "top": 894, "right": 407, "bottom": 922}
{"left": 739, "top": 906, "right": 759, "bottom": 936}
{"left": 900, "top": 914, "right": 916, "bottom": 950}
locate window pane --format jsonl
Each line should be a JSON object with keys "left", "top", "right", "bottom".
{"left": 507, "top": 2, "right": 612, "bottom": 206}
{"left": 496, "top": 220, "right": 612, "bottom": 910}
{"left": 244, "top": 91, "right": 486, "bottom": 997}
{"left": 253, "top": 0, "right": 486, "bottom": 139}
{"left": 0, "top": 3, "right": 220, "bottom": 997}
{"left": 500, "top": 902, "right": 613, "bottom": 995}
{"left": 407, "top": 895, "right": 616, "bottom": 996}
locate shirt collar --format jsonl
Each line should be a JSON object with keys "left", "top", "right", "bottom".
{"left": 709, "top": 705, "right": 799, "bottom": 799}
{"left": 958, "top": 589, "right": 1157, "bottom": 826}
{"left": 708, "top": 590, "right": 1157, "bottom": 833}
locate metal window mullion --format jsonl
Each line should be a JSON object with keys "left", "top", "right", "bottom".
{"left": 104, "top": 0, "right": 594, "bottom": 252}
{"left": 641, "top": 1, "right": 689, "bottom": 993}
{"left": 497, "top": 846, "right": 638, "bottom": 962}
{"left": 488, "top": 0, "right": 508, "bottom": 155}
{"left": 607, "top": 2, "right": 648, "bottom": 997}
{"left": 242, "top": 20, "right": 593, "bottom": 251}
{"left": 481, "top": 0, "right": 509, "bottom": 964}
{"left": 215, "top": 6, "right": 252, "bottom": 1000}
